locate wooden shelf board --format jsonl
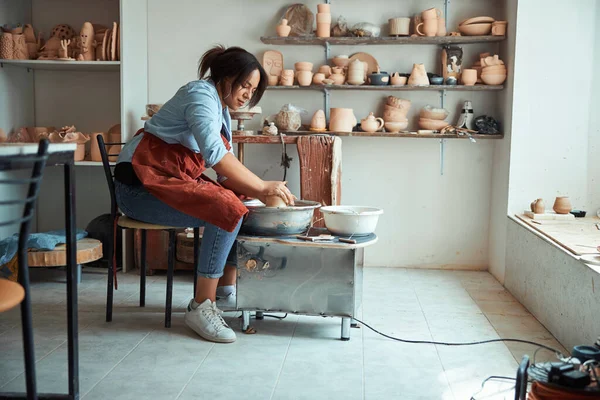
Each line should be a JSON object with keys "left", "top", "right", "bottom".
{"left": 267, "top": 84, "right": 503, "bottom": 91}
{"left": 75, "top": 161, "right": 115, "bottom": 166}
{"left": 233, "top": 132, "right": 503, "bottom": 143}
{"left": 0, "top": 59, "right": 120, "bottom": 72}
{"left": 260, "top": 35, "right": 505, "bottom": 46}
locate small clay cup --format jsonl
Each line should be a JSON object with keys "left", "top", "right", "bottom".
{"left": 553, "top": 196, "right": 572, "bottom": 214}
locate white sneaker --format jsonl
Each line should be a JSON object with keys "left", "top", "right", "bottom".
{"left": 184, "top": 299, "right": 236, "bottom": 343}
{"left": 216, "top": 292, "right": 237, "bottom": 310}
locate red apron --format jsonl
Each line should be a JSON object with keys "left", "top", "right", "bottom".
{"left": 131, "top": 129, "right": 248, "bottom": 232}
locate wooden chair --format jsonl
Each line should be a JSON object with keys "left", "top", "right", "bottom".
{"left": 0, "top": 139, "right": 50, "bottom": 399}
{"left": 97, "top": 135, "right": 201, "bottom": 328}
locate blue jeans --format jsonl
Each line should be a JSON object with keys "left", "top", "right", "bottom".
{"left": 115, "top": 181, "right": 241, "bottom": 279}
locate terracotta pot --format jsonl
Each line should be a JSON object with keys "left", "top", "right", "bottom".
{"left": 296, "top": 70, "right": 313, "bottom": 86}
{"left": 316, "top": 13, "right": 331, "bottom": 23}
{"left": 383, "top": 105, "right": 408, "bottom": 122}
{"left": 332, "top": 56, "right": 350, "bottom": 68}
{"left": 389, "top": 17, "right": 410, "bottom": 36}
{"left": 360, "top": 112, "right": 384, "bottom": 133}
{"left": 310, "top": 109, "right": 327, "bottom": 131}
{"left": 384, "top": 121, "right": 408, "bottom": 132}
{"left": 416, "top": 19, "right": 437, "bottom": 37}
{"left": 267, "top": 75, "right": 279, "bottom": 86}
{"left": 461, "top": 69, "right": 477, "bottom": 86}
{"left": 317, "top": 3, "right": 330, "bottom": 13}
{"left": 329, "top": 108, "right": 357, "bottom": 132}
{"left": 317, "top": 22, "right": 331, "bottom": 38}
{"left": 74, "top": 143, "right": 85, "bottom": 161}
{"left": 280, "top": 69, "right": 294, "bottom": 86}
{"left": 276, "top": 19, "right": 292, "bottom": 37}
{"left": 90, "top": 132, "right": 106, "bottom": 162}
{"left": 530, "top": 198, "right": 545, "bottom": 214}
{"left": 318, "top": 65, "right": 332, "bottom": 77}
{"left": 0, "top": 33, "right": 14, "bottom": 59}
{"left": 294, "top": 62, "right": 313, "bottom": 72}
{"left": 12, "top": 34, "right": 28, "bottom": 60}
{"left": 553, "top": 196, "right": 572, "bottom": 214}
{"left": 408, "top": 63, "right": 429, "bottom": 85}
{"left": 330, "top": 70, "right": 345, "bottom": 85}
{"left": 387, "top": 96, "right": 411, "bottom": 111}
{"left": 313, "top": 72, "right": 326, "bottom": 85}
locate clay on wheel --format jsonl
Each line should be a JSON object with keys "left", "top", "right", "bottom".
{"left": 265, "top": 195, "right": 287, "bottom": 208}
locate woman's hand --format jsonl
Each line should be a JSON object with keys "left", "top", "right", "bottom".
{"left": 259, "top": 181, "right": 295, "bottom": 206}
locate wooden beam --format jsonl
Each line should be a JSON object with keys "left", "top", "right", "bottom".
{"left": 260, "top": 35, "right": 505, "bottom": 46}
{"left": 266, "top": 84, "right": 504, "bottom": 91}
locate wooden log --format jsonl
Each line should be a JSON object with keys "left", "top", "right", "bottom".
{"left": 28, "top": 238, "right": 103, "bottom": 266}
{"left": 296, "top": 136, "right": 342, "bottom": 227}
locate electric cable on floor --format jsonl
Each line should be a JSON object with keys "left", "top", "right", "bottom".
{"left": 470, "top": 376, "right": 517, "bottom": 400}
{"left": 351, "top": 317, "right": 565, "bottom": 355}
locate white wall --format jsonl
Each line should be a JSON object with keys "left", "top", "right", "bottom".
{"left": 147, "top": 0, "right": 507, "bottom": 268}
{"left": 587, "top": 2, "right": 600, "bottom": 215}
{"left": 505, "top": 218, "right": 600, "bottom": 350}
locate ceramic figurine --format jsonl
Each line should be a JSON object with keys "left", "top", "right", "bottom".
{"left": 262, "top": 122, "right": 278, "bottom": 136}
{"left": 38, "top": 24, "right": 75, "bottom": 60}
{"left": 360, "top": 112, "right": 384, "bottom": 133}
{"left": 0, "top": 33, "right": 14, "bottom": 59}
{"left": 329, "top": 108, "right": 357, "bottom": 132}
{"left": 441, "top": 46, "right": 463, "bottom": 81}
{"left": 553, "top": 197, "right": 572, "bottom": 214}
{"left": 76, "top": 22, "right": 95, "bottom": 61}
{"left": 12, "top": 35, "right": 28, "bottom": 60}
{"left": 310, "top": 110, "right": 327, "bottom": 131}
{"left": 530, "top": 198, "right": 545, "bottom": 214}
{"left": 280, "top": 69, "right": 294, "bottom": 86}
{"left": 408, "top": 63, "right": 429, "bottom": 85}
{"left": 263, "top": 50, "right": 284, "bottom": 86}
{"left": 58, "top": 39, "right": 72, "bottom": 59}
{"left": 455, "top": 101, "right": 474, "bottom": 130}
{"left": 276, "top": 19, "right": 292, "bottom": 37}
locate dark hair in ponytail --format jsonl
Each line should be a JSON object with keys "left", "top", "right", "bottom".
{"left": 198, "top": 45, "right": 267, "bottom": 108}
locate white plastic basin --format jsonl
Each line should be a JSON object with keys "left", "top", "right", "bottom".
{"left": 320, "top": 206, "right": 383, "bottom": 236}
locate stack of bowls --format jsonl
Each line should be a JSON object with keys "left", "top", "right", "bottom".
{"left": 294, "top": 62, "right": 314, "bottom": 86}
{"left": 383, "top": 96, "right": 411, "bottom": 132}
{"left": 481, "top": 64, "right": 507, "bottom": 85}
{"left": 418, "top": 105, "right": 450, "bottom": 130}
{"left": 457, "top": 16, "right": 494, "bottom": 36}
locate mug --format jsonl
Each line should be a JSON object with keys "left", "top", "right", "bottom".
{"left": 388, "top": 17, "right": 411, "bottom": 36}
{"left": 416, "top": 19, "right": 438, "bottom": 37}
{"left": 492, "top": 21, "right": 507, "bottom": 36}
{"left": 422, "top": 7, "right": 441, "bottom": 20}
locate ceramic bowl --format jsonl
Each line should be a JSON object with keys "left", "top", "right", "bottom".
{"left": 420, "top": 105, "right": 449, "bottom": 121}
{"left": 458, "top": 23, "right": 492, "bottom": 36}
{"left": 320, "top": 206, "right": 383, "bottom": 236}
{"left": 384, "top": 121, "right": 408, "bottom": 132}
{"left": 294, "top": 62, "right": 314, "bottom": 71}
{"left": 570, "top": 210, "right": 587, "bottom": 218}
{"left": 418, "top": 118, "right": 450, "bottom": 130}
{"left": 445, "top": 77, "right": 458, "bottom": 85}
{"left": 383, "top": 104, "right": 409, "bottom": 121}
{"left": 429, "top": 76, "right": 444, "bottom": 85}
{"left": 332, "top": 56, "right": 350, "bottom": 68}
{"left": 386, "top": 96, "right": 411, "bottom": 109}
{"left": 481, "top": 73, "right": 507, "bottom": 85}
{"left": 368, "top": 72, "right": 390, "bottom": 85}
{"left": 146, "top": 104, "right": 163, "bottom": 116}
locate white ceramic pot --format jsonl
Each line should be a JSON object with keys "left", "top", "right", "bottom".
{"left": 320, "top": 206, "right": 383, "bottom": 236}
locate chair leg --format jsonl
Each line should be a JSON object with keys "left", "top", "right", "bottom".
{"left": 18, "top": 248, "right": 38, "bottom": 399}
{"left": 106, "top": 231, "right": 114, "bottom": 322}
{"left": 140, "top": 230, "right": 146, "bottom": 307}
{"left": 165, "top": 230, "right": 175, "bottom": 328}
{"left": 193, "top": 227, "right": 199, "bottom": 298}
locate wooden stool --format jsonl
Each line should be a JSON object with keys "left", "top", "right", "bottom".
{"left": 27, "top": 238, "right": 103, "bottom": 283}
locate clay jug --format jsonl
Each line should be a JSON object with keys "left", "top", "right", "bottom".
{"left": 408, "top": 63, "right": 429, "bottom": 86}
{"left": 310, "top": 109, "right": 327, "bottom": 131}
{"left": 360, "top": 112, "right": 384, "bottom": 133}
{"left": 347, "top": 59, "right": 365, "bottom": 85}
{"left": 553, "top": 196, "right": 572, "bottom": 214}
{"left": 329, "top": 108, "right": 357, "bottom": 132}
{"left": 276, "top": 19, "right": 292, "bottom": 37}
{"left": 0, "top": 33, "right": 14, "bottom": 59}
{"left": 297, "top": 70, "right": 313, "bottom": 86}
{"left": 530, "top": 198, "right": 545, "bottom": 214}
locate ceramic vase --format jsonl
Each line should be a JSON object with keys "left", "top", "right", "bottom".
{"left": 329, "top": 108, "right": 357, "bottom": 132}
{"left": 276, "top": 19, "right": 292, "bottom": 37}
{"left": 530, "top": 198, "right": 545, "bottom": 214}
{"left": 280, "top": 70, "right": 294, "bottom": 86}
{"left": 0, "top": 33, "right": 14, "bottom": 59}
{"left": 310, "top": 109, "right": 327, "bottom": 131}
{"left": 347, "top": 59, "right": 365, "bottom": 85}
{"left": 553, "top": 196, "right": 572, "bottom": 214}
{"left": 408, "top": 63, "right": 429, "bottom": 86}
{"left": 297, "top": 70, "right": 313, "bottom": 86}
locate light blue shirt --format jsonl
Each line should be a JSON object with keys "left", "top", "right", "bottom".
{"left": 118, "top": 79, "right": 233, "bottom": 181}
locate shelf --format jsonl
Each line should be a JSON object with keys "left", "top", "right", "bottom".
{"left": 267, "top": 84, "right": 503, "bottom": 91}
{"left": 233, "top": 132, "right": 503, "bottom": 143}
{"left": 0, "top": 59, "right": 121, "bottom": 72}
{"left": 75, "top": 161, "right": 115, "bottom": 166}
{"left": 260, "top": 35, "right": 505, "bottom": 46}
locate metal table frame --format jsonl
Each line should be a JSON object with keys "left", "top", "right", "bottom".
{"left": 0, "top": 143, "right": 79, "bottom": 400}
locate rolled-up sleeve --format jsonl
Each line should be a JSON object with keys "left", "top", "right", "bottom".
{"left": 183, "top": 89, "right": 227, "bottom": 168}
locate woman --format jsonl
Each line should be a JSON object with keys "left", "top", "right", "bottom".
{"left": 114, "top": 45, "right": 294, "bottom": 343}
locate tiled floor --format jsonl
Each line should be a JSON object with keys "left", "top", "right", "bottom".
{"left": 0, "top": 267, "right": 568, "bottom": 400}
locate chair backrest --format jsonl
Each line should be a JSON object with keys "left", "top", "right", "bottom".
{"left": 0, "top": 140, "right": 49, "bottom": 273}
{"left": 97, "top": 135, "right": 125, "bottom": 220}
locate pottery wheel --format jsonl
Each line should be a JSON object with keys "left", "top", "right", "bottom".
{"left": 230, "top": 108, "right": 261, "bottom": 136}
